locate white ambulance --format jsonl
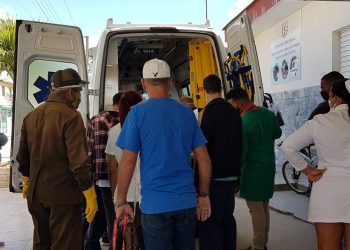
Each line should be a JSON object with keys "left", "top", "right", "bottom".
{"left": 10, "top": 12, "right": 262, "bottom": 191}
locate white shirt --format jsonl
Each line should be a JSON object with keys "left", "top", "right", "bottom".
{"left": 105, "top": 123, "right": 141, "bottom": 203}
{"left": 282, "top": 104, "right": 350, "bottom": 171}
{"left": 281, "top": 104, "right": 350, "bottom": 222}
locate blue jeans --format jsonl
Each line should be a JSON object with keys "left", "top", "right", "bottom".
{"left": 141, "top": 207, "right": 196, "bottom": 250}
{"left": 198, "top": 180, "right": 237, "bottom": 250}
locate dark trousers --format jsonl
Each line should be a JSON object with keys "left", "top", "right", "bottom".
{"left": 141, "top": 207, "right": 196, "bottom": 250}
{"left": 100, "top": 186, "right": 116, "bottom": 243}
{"left": 198, "top": 180, "right": 237, "bottom": 250}
{"left": 27, "top": 199, "right": 82, "bottom": 250}
{"left": 84, "top": 185, "right": 115, "bottom": 250}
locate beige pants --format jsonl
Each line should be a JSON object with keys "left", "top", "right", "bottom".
{"left": 246, "top": 200, "right": 270, "bottom": 250}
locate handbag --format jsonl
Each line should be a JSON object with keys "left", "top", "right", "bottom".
{"left": 112, "top": 215, "right": 129, "bottom": 250}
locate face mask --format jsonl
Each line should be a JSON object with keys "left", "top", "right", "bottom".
{"left": 320, "top": 90, "right": 329, "bottom": 101}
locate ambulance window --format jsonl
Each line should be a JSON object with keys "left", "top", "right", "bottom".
{"left": 27, "top": 59, "right": 78, "bottom": 108}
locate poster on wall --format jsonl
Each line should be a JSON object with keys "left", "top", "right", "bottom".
{"left": 271, "top": 27, "right": 301, "bottom": 85}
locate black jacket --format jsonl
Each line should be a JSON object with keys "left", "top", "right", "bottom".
{"left": 200, "top": 98, "right": 242, "bottom": 179}
{"left": 308, "top": 101, "right": 330, "bottom": 120}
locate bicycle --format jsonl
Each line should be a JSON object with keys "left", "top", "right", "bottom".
{"left": 280, "top": 144, "right": 318, "bottom": 194}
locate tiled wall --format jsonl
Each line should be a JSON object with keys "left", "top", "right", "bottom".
{"left": 269, "top": 85, "right": 322, "bottom": 167}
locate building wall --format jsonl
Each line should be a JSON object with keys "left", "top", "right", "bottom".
{"left": 254, "top": 1, "right": 350, "bottom": 94}
{"left": 251, "top": 1, "right": 350, "bottom": 166}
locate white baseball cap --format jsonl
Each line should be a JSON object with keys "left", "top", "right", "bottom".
{"left": 142, "top": 58, "right": 171, "bottom": 79}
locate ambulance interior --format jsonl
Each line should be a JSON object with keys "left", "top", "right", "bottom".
{"left": 103, "top": 33, "right": 221, "bottom": 110}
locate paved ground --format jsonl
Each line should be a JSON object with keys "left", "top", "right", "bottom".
{"left": 0, "top": 187, "right": 317, "bottom": 250}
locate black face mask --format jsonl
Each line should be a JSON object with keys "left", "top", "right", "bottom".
{"left": 320, "top": 90, "right": 329, "bottom": 101}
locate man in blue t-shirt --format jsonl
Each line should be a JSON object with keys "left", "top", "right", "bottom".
{"left": 115, "top": 58, "right": 212, "bottom": 250}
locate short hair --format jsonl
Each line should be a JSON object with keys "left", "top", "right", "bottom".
{"left": 203, "top": 74, "right": 222, "bottom": 93}
{"left": 144, "top": 78, "right": 170, "bottom": 86}
{"left": 113, "top": 92, "right": 124, "bottom": 105}
{"left": 321, "top": 71, "right": 344, "bottom": 86}
{"left": 225, "top": 88, "right": 249, "bottom": 101}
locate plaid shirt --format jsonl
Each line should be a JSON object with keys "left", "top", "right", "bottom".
{"left": 87, "top": 111, "right": 119, "bottom": 180}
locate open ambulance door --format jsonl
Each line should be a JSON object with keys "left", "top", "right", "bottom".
{"left": 10, "top": 20, "right": 87, "bottom": 192}
{"left": 225, "top": 11, "right": 264, "bottom": 106}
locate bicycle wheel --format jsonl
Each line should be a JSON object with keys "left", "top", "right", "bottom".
{"left": 282, "top": 161, "right": 311, "bottom": 194}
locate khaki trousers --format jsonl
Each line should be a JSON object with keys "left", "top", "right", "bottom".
{"left": 27, "top": 200, "right": 83, "bottom": 250}
{"left": 245, "top": 200, "right": 270, "bottom": 250}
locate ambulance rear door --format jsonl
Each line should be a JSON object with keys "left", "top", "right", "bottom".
{"left": 10, "top": 20, "right": 87, "bottom": 192}
{"left": 225, "top": 11, "right": 264, "bottom": 105}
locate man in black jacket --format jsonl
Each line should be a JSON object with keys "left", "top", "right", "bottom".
{"left": 198, "top": 74, "right": 242, "bottom": 250}
{"left": 308, "top": 71, "right": 344, "bottom": 120}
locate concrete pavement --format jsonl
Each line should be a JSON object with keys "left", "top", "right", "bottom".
{"left": 0, "top": 188, "right": 317, "bottom": 250}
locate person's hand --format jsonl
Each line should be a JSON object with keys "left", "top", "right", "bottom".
{"left": 303, "top": 166, "right": 326, "bottom": 182}
{"left": 196, "top": 196, "right": 211, "bottom": 221}
{"left": 22, "top": 176, "right": 30, "bottom": 199}
{"left": 115, "top": 203, "right": 134, "bottom": 223}
{"left": 83, "top": 186, "right": 98, "bottom": 223}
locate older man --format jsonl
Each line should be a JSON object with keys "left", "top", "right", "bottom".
{"left": 115, "top": 59, "right": 212, "bottom": 250}
{"left": 17, "top": 68, "right": 98, "bottom": 249}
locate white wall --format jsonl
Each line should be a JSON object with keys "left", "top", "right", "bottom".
{"left": 253, "top": 1, "right": 350, "bottom": 94}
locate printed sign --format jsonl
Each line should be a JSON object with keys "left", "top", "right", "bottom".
{"left": 271, "top": 28, "right": 301, "bottom": 84}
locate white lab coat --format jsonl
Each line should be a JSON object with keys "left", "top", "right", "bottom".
{"left": 282, "top": 104, "right": 350, "bottom": 222}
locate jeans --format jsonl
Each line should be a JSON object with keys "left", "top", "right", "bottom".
{"left": 141, "top": 207, "right": 196, "bottom": 250}
{"left": 198, "top": 180, "right": 237, "bottom": 250}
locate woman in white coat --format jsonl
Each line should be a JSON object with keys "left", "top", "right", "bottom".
{"left": 282, "top": 78, "right": 350, "bottom": 250}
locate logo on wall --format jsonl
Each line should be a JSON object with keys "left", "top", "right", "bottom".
{"left": 282, "top": 20, "right": 288, "bottom": 38}
{"left": 281, "top": 60, "right": 289, "bottom": 79}
{"left": 273, "top": 64, "right": 279, "bottom": 82}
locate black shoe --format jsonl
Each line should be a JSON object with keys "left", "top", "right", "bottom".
{"left": 101, "top": 232, "right": 109, "bottom": 246}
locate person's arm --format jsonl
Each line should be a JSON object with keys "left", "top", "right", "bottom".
{"left": 115, "top": 149, "right": 137, "bottom": 220}
{"left": 281, "top": 121, "right": 325, "bottom": 181}
{"left": 194, "top": 145, "right": 212, "bottom": 221}
{"left": 106, "top": 154, "right": 118, "bottom": 196}
{"left": 17, "top": 118, "right": 30, "bottom": 177}
{"left": 16, "top": 118, "right": 30, "bottom": 198}
{"left": 105, "top": 126, "right": 121, "bottom": 196}
{"left": 65, "top": 114, "right": 92, "bottom": 190}
{"left": 66, "top": 114, "right": 97, "bottom": 223}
